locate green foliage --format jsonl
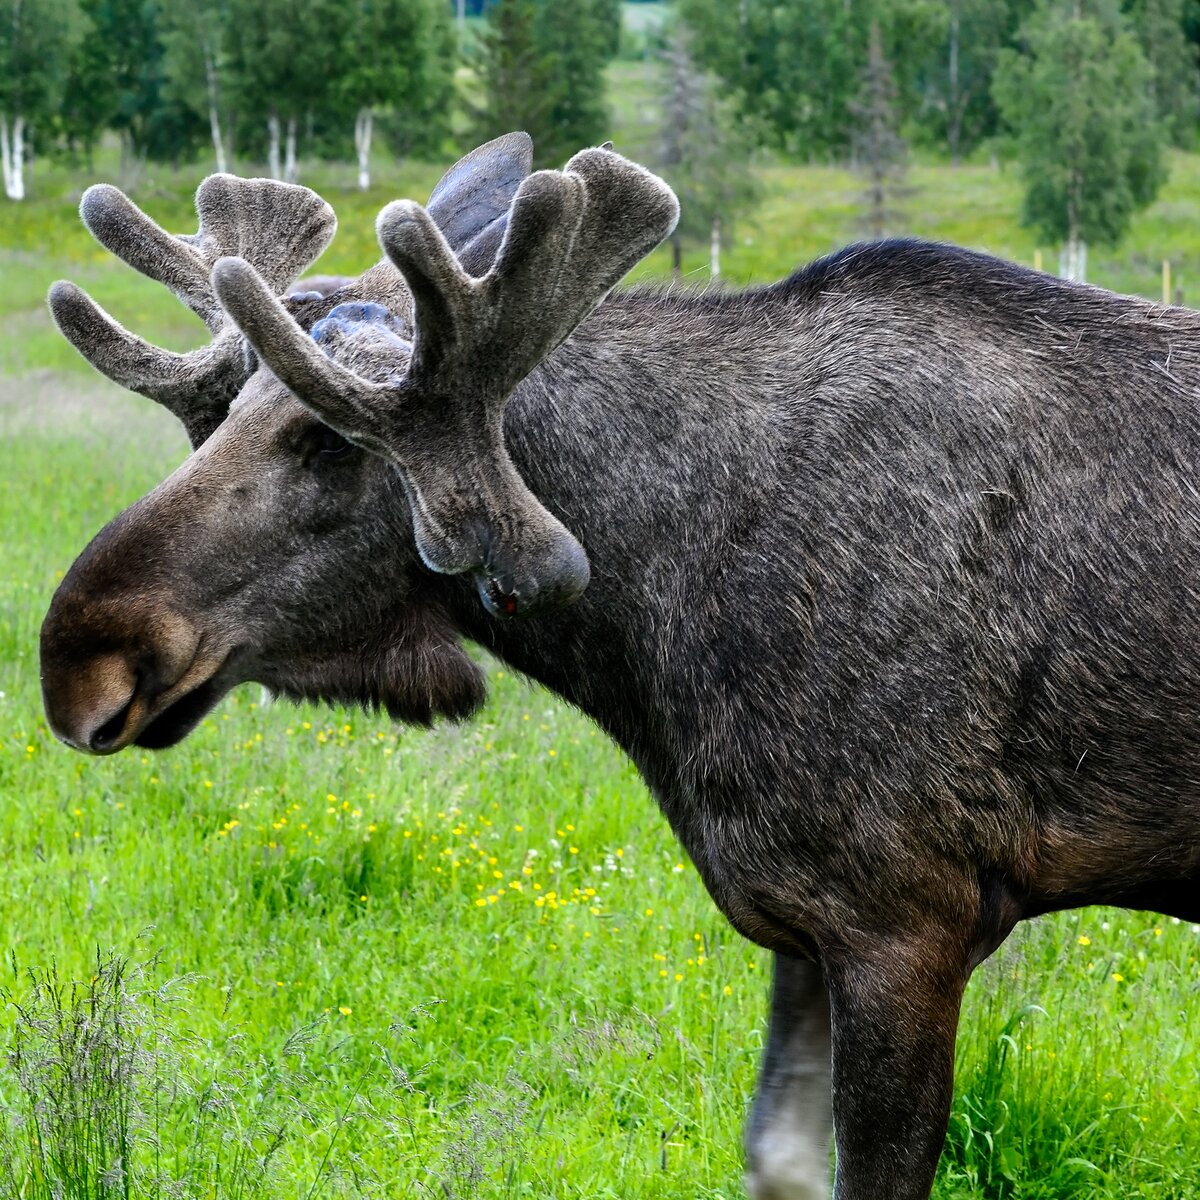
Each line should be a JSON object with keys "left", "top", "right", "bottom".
{"left": 0, "top": 0, "right": 77, "bottom": 126}
{"left": 337, "top": 0, "right": 455, "bottom": 159}
{"left": 223, "top": 0, "right": 336, "bottom": 133}
{"left": 1123, "top": 0, "right": 1198, "bottom": 144}
{"left": 678, "top": 0, "right": 869, "bottom": 158}
{"left": 73, "top": 0, "right": 205, "bottom": 166}
{"left": 471, "top": 0, "right": 556, "bottom": 160}
{"left": 994, "top": 0, "right": 1167, "bottom": 251}
{"left": 472, "top": 0, "right": 620, "bottom": 167}
{"left": 157, "top": 0, "right": 231, "bottom": 168}
{"left": 908, "top": 0, "right": 1033, "bottom": 161}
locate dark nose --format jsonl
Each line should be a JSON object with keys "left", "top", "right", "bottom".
{"left": 40, "top": 578, "right": 203, "bottom": 756}
{"left": 41, "top": 650, "right": 143, "bottom": 755}
{"left": 474, "top": 523, "right": 591, "bottom": 619}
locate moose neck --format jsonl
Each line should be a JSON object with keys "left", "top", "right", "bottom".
{"left": 442, "top": 284, "right": 809, "bottom": 805}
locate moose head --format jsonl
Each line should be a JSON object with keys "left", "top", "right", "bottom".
{"left": 41, "top": 135, "right": 678, "bottom": 755}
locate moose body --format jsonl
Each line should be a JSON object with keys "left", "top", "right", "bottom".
{"left": 39, "top": 138, "right": 1200, "bottom": 1200}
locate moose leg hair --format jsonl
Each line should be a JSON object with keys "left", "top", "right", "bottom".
{"left": 825, "top": 940, "right": 968, "bottom": 1200}
{"left": 745, "top": 954, "right": 833, "bottom": 1200}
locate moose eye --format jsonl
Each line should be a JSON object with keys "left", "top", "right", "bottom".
{"left": 307, "top": 425, "right": 352, "bottom": 462}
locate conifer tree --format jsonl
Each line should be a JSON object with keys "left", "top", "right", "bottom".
{"left": 338, "top": 0, "right": 454, "bottom": 189}
{"left": 654, "top": 25, "right": 759, "bottom": 278}
{"left": 850, "top": 19, "right": 909, "bottom": 239}
{"left": 473, "top": 0, "right": 619, "bottom": 167}
{"left": 472, "top": 0, "right": 556, "bottom": 160}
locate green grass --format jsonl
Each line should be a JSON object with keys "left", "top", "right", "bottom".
{"left": 1, "top": 109, "right": 1198, "bottom": 1196}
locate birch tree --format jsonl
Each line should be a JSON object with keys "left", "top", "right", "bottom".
{"left": 0, "top": 0, "right": 74, "bottom": 200}
{"left": 994, "top": 0, "right": 1164, "bottom": 281}
{"left": 338, "top": 0, "right": 453, "bottom": 190}
{"left": 161, "top": 0, "right": 232, "bottom": 172}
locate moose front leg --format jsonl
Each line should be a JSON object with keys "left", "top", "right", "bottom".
{"left": 745, "top": 953, "right": 833, "bottom": 1200}
{"left": 825, "top": 942, "right": 969, "bottom": 1200}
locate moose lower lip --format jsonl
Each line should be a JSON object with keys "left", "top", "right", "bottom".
{"left": 134, "top": 674, "right": 234, "bottom": 750}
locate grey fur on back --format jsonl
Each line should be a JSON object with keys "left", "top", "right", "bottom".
{"left": 445, "top": 240, "right": 1200, "bottom": 944}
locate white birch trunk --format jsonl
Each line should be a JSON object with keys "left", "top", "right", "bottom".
{"left": 204, "top": 47, "right": 227, "bottom": 173}
{"left": 1, "top": 113, "right": 27, "bottom": 201}
{"left": 284, "top": 116, "right": 298, "bottom": 183}
{"left": 267, "top": 113, "right": 282, "bottom": 179}
{"left": 355, "top": 107, "right": 373, "bottom": 190}
{"left": 710, "top": 213, "right": 721, "bottom": 279}
{"left": 1059, "top": 235, "right": 1087, "bottom": 282}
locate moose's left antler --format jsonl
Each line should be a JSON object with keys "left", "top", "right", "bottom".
{"left": 212, "top": 144, "right": 679, "bottom": 618}
{"left": 48, "top": 175, "right": 337, "bottom": 448}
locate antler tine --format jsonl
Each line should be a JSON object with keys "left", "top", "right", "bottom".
{"left": 376, "top": 172, "right": 587, "bottom": 394}
{"left": 80, "top": 176, "right": 337, "bottom": 333}
{"left": 210, "top": 257, "right": 392, "bottom": 452}
{"left": 51, "top": 175, "right": 338, "bottom": 449}
{"left": 48, "top": 281, "right": 242, "bottom": 448}
{"left": 376, "top": 147, "right": 678, "bottom": 402}
{"left": 372, "top": 201, "right": 481, "bottom": 380}
{"left": 80, "top": 186, "right": 222, "bottom": 331}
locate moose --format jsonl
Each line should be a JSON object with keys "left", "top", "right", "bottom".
{"left": 40, "top": 134, "right": 1200, "bottom": 1200}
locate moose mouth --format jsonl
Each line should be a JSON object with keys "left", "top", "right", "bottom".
{"left": 131, "top": 674, "right": 236, "bottom": 750}
{"left": 45, "top": 649, "right": 241, "bottom": 756}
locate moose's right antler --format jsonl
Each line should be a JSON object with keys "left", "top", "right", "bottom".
{"left": 211, "top": 144, "right": 680, "bottom": 618}
{"left": 48, "top": 175, "right": 337, "bottom": 448}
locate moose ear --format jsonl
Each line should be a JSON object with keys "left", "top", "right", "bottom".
{"left": 426, "top": 131, "right": 533, "bottom": 254}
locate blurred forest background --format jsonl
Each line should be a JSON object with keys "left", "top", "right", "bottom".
{"left": 2, "top": 0, "right": 1199, "bottom": 284}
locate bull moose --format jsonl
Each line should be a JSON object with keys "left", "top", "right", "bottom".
{"left": 39, "top": 134, "right": 1200, "bottom": 1200}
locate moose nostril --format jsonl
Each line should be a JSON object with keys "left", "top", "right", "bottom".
{"left": 88, "top": 691, "right": 137, "bottom": 753}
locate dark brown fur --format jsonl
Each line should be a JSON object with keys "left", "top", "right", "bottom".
{"left": 42, "top": 238, "right": 1200, "bottom": 1200}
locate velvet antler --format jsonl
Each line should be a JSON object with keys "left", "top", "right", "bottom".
{"left": 212, "top": 143, "right": 680, "bottom": 618}
{"left": 46, "top": 134, "right": 536, "bottom": 450}
{"left": 47, "top": 176, "right": 337, "bottom": 448}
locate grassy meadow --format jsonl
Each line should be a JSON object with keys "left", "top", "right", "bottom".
{"left": 2, "top": 62, "right": 1199, "bottom": 1198}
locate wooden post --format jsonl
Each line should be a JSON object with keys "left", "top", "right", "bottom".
{"left": 1034, "top": 249, "right": 1043, "bottom": 273}
{"left": 1163, "top": 259, "right": 1171, "bottom": 306}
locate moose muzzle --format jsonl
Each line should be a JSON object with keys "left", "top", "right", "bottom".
{"left": 40, "top": 583, "right": 224, "bottom": 755}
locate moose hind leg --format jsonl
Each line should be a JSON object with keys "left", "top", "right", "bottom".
{"left": 745, "top": 953, "right": 833, "bottom": 1200}
{"left": 825, "top": 939, "right": 969, "bottom": 1200}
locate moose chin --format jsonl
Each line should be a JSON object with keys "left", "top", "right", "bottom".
{"left": 41, "top": 132, "right": 1200, "bottom": 1200}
